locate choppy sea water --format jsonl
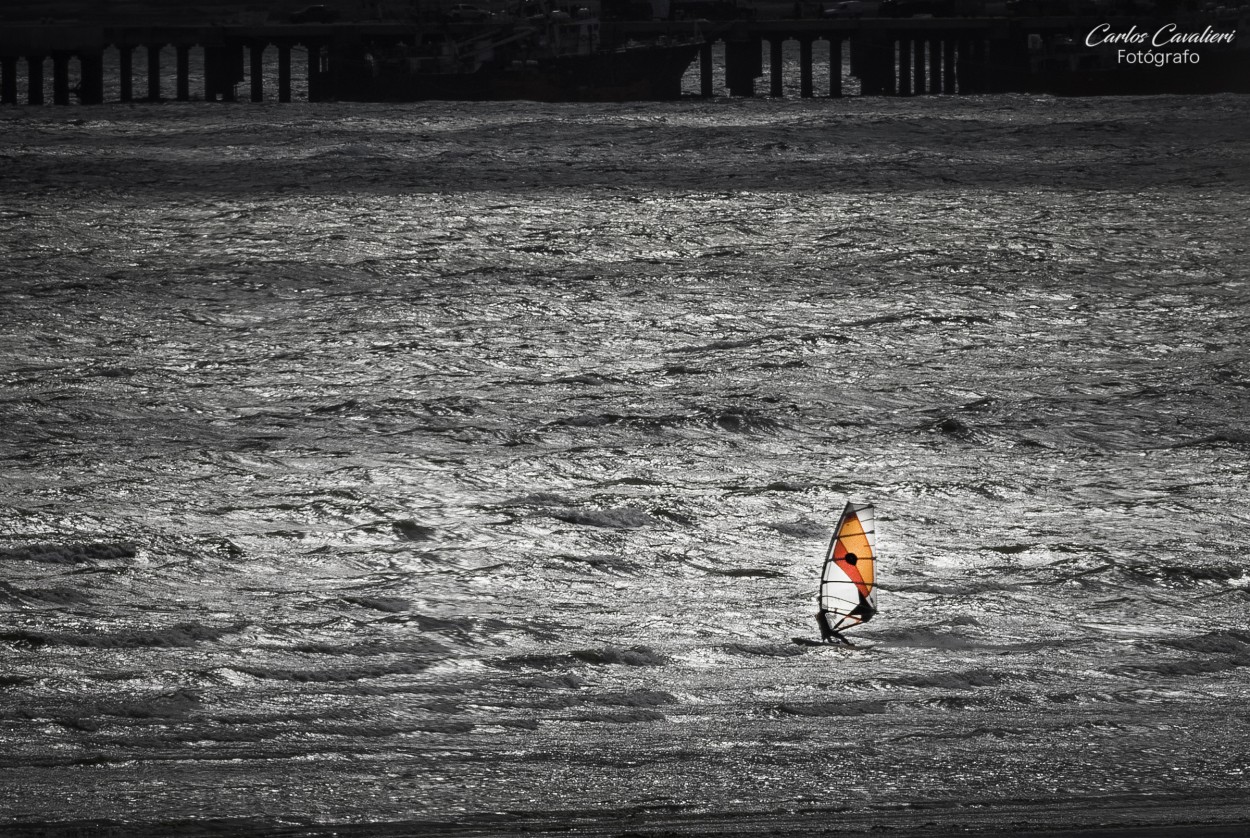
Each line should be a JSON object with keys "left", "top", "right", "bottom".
{"left": 2, "top": 90, "right": 1250, "bottom": 837}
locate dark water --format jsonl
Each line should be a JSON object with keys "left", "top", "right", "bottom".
{"left": 2, "top": 91, "right": 1249, "bottom": 836}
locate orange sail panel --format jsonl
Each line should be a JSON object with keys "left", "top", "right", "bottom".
{"left": 818, "top": 501, "right": 878, "bottom": 634}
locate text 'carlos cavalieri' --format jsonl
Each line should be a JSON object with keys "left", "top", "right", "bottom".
{"left": 1086, "top": 23, "right": 1238, "bottom": 65}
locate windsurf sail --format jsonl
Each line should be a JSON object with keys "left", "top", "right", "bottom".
{"left": 817, "top": 501, "right": 877, "bottom": 639}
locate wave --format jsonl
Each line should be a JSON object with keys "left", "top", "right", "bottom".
{"left": 404, "top": 614, "right": 546, "bottom": 645}
{"left": 668, "top": 336, "right": 771, "bottom": 354}
{"left": 596, "top": 689, "right": 677, "bottom": 707}
{"left": 570, "top": 646, "right": 668, "bottom": 666}
{"left": 1158, "top": 629, "right": 1250, "bottom": 655}
{"left": 0, "top": 542, "right": 137, "bottom": 564}
{"left": 339, "top": 595, "right": 412, "bottom": 613}
{"left": 48, "top": 689, "right": 204, "bottom": 730}
{"left": 691, "top": 565, "right": 785, "bottom": 578}
{"left": 1172, "top": 429, "right": 1250, "bottom": 449}
{"left": 0, "top": 621, "right": 246, "bottom": 650}
{"left": 548, "top": 552, "right": 641, "bottom": 574}
{"left": 871, "top": 627, "right": 985, "bottom": 650}
{"left": 508, "top": 674, "right": 586, "bottom": 689}
{"left": 491, "top": 645, "right": 668, "bottom": 671}
{"left": 925, "top": 416, "right": 980, "bottom": 442}
{"left": 1120, "top": 561, "right": 1250, "bottom": 588}
{"left": 548, "top": 405, "right": 787, "bottom": 435}
{"left": 1112, "top": 657, "right": 1250, "bottom": 677}
{"left": 391, "top": 520, "right": 436, "bottom": 541}
{"left": 544, "top": 507, "right": 660, "bottom": 529}
{"left": 883, "top": 669, "right": 1005, "bottom": 690}
{"left": 570, "top": 709, "right": 667, "bottom": 724}
{"left": 719, "top": 642, "right": 806, "bottom": 658}
{"left": 0, "top": 582, "right": 94, "bottom": 607}
{"left": 776, "top": 700, "right": 888, "bottom": 716}
{"left": 290, "top": 637, "right": 450, "bottom": 657}
{"left": 764, "top": 518, "right": 828, "bottom": 538}
{"left": 230, "top": 660, "right": 434, "bottom": 682}
{"left": 499, "top": 492, "right": 577, "bottom": 507}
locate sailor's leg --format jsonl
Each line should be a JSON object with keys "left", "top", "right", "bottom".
{"left": 816, "top": 611, "right": 834, "bottom": 643}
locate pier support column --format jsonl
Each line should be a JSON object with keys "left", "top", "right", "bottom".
{"left": 278, "top": 44, "right": 292, "bottom": 102}
{"left": 79, "top": 50, "right": 105, "bottom": 104}
{"left": 955, "top": 38, "right": 970, "bottom": 93}
{"left": 799, "top": 37, "right": 813, "bottom": 98}
{"left": 958, "top": 38, "right": 986, "bottom": 93}
{"left": 27, "top": 55, "right": 44, "bottom": 105}
{"left": 724, "top": 38, "right": 761, "bottom": 97}
{"left": 942, "top": 37, "right": 957, "bottom": 93}
{"left": 307, "top": 43, "right": 321, "bottom": 102}
{"left": 972, "top": 38, "right": 987, "bottom": 92}
{"left": 986, "top": 27, "right": 1028, "bottom": 93}
{"left": 204, "top": 45, "right": 238, "bottom": 101}
{"left": 203, "top": 46, "right": 217, "bottom": 100}
{"left": 147, "top": 44, "right": 162, "bottom": 100}
{"left": 913, "top": 38, "right": 925, "bottom": 94}
{"left": 118, "top": 45, "right": 134, "bottom": 102}
{"left": 176, "top": 44, "right": 190, "bottom": 100}
{"left": 52, "top": 52, "right": 70, "bottom": 105}
{"left": 897, "top": 38, "right": 911, "bottom": 96}
{"left": 223, "top": 45, "right": 241, "bottom": 101}
{"left": 700, "top": 42, "right": 713, "bottom": 97}
{"left": 829, "top": 37, "right": 842, "bottom": 97}
{"left": 769, "top": 38, "right": 783, "bottom": 97}
{"left": 250, "top": 43, "right": 265, "bottom": 102}
{"left": 884, "top": 36, "right": 896, "bottom": 95}
{"left": 850, "top": 34, "right": 890, "bottom": 96}
{"left": 928, "top": 37, "right": 941, "bottom": 93}
{"left": 2, "top": 56, "right": 16, "bottom": 104}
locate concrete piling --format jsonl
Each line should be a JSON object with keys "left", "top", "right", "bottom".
{"left": 829, "top": 37, "right": 842, "bottom": 98}
{"left": 147, "top": 44, "right": 161, "bottom": 100}
{"left": 769, "top": 38, "right": 783, "bottom": 97}
{"left": 26, "top": 55, "right": 43, "bottom": 105}
{"left": 80, "top": 49, "right": 104, "bottom": 104}
{"left": 943, "top": 38, "right": 957, "bottom": 93}
{"left": 698, "top": 42, "right": 713, "bottom": 97}
{"left": 119, "top": 46, "right": 133, "bottom": 102}
{"left": 1, "top": 56, "right": 16, "bottom": 104}
{"left": 799, "top": 38, "right": 813, "bottom": 98}
{"left": 278, "top": 43, "right": 292, "bottom": 103}
{"left": 176, "top": 44, "right": 190, "bottom": 100}
{"left": 929, "top": 37, "right": 941, "bottom": 94}
{"left": 725, "top": 38, "right": 761, "bottom": 97}
{"left": 913, "top": 38, "right": 925, "bottom": 94}
{"left": 898, "top": 38, "right": 911, "bottom": 96}
{"left": 51, "top": 52, "right": 70, "bottom": 105}
{"left": 250, "top": 43, "right": 264, "bottom": 102}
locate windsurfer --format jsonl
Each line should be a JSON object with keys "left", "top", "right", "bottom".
{"left": 817, "top": 551, "right": 875, "bottom": 643}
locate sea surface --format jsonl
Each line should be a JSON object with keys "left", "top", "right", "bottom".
{"left": 2, "top": 73, "right": 1250, "bottom": 836}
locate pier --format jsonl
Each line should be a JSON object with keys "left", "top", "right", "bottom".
{"left": 0, "top": 14, "right": 1243, "bottom": 104}
{"left": 628, "top": 18, "right": 1009, "bottom": 97}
